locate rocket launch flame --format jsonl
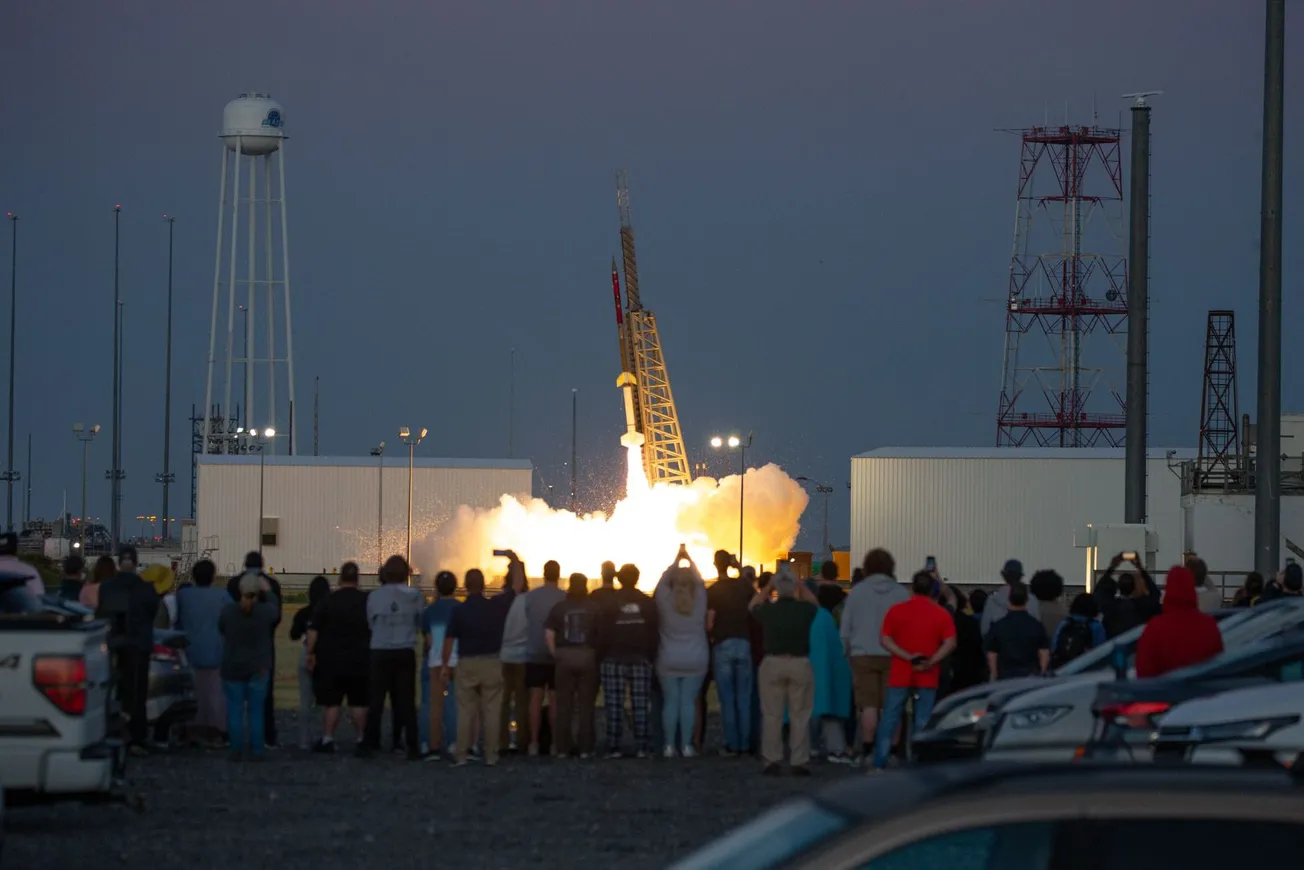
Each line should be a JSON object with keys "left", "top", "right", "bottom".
{"left": 415, "top": 443, "right": 808, "bottom": 589}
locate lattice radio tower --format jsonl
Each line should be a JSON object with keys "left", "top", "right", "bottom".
{"left": 1195, "top": 311, "right": 1241, "bottom": 490}
{"left": 612, "top": 170, "right": 692, "bottom": 486}
{"left": 996, "top": 120, "right": 1129, "bottom": 447}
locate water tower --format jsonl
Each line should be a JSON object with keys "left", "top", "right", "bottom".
{"left": 201, "top": 93, "right": 298, "bottom": 455}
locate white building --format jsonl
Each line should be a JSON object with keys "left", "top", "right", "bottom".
{"left": 850, "top": 447, "right": 1193, "bottom": 588}
{"left": 196, "top": 455, "right": 531, "bottom": 577}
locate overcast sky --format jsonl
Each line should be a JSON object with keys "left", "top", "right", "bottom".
{"left": 0, "top": 1, "right": 1299, "bottom": 550}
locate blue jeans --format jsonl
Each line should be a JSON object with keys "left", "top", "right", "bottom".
{"left": 713, "top": 638, "right": 754, "bottom": 752}
{"left": 222, "top": 672, "right": 271, "bottom": 756}
{"left": 419, "top": 667, "right": 458, "bottom": 752}
{"left": 873, "top": 686, "right": 936, "bottom": 770}
{"left": 660, "top": 674, "right": 704, "bottom": 751}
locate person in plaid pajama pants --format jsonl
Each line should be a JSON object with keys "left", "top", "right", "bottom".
{"left": 595, "top": 563, "right": 659, "bottom": 758}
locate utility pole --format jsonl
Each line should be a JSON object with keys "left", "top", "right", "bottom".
{"left": 1255, "top": 0, "right": 1286, "bottom": 577}
{"left": 4, "top": 212, "right": 18, "bottom": 532}
{"left": 24, "top": 433, "right": 31, "bottom": 524}
{"left": 1123, "top": 91, "right": 1159, "bottom": 524}
{"left": 109, "top": 205, "right": 123, "bottom": 552}
{"left": 508, "top": 347, "right": 515, "bottom": 458}
{"left": 313, "top": 376, "right": 319, "bottom": 456}
{"left": 570, "top": 388, "right": 578, "bottom": 512}
{"left": 156, "top": 215, "right": 176, "bottom": 541}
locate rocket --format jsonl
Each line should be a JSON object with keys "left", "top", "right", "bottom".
{"left": 617, "top": 371, "right": 644, "bottom": 448}
{"left": 611, "top": 257, "right": 644, "bottom": 448}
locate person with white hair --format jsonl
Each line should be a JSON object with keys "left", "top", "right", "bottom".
{"left": 748, "top": 563, "right": 819, "bottom": 777}
{"left": 218, "top": 571, "right": 280, "bottom": 761}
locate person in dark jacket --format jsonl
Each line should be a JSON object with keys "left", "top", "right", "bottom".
{"left": 595, "top": 563, "right": 659, "bottom": 758}
{"left": 228, "top": 552, "right": 283, "bottom": 747}
{"left": 219, "top": 572, "right": 280, "bottom": 761}
{"left": 95, "top": 545, "right": 159, "bottom": 754}
{"left": 290, "top": 575, "right": 330, "bottom": 749}
{"left": 59, "top": 554, "right": 86, "bottom": 601}
{"left": 943, "top": 587, "right": 986, "bottom": 695}
{"left": 1135, "top": 565, "right": 1225, "bottom": 678}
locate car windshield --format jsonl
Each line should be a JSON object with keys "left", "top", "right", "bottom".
{"left": 667, "top": 799, "right": 850, "bottom": 870}
{"left": 1057, "top": 606, "right": 1261, "bottom": 677}
{"left": 1162, "top": 632, "right": 1304, "bottom": 682}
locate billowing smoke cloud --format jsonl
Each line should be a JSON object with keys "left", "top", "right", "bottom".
{"left": 413, "top": 445, "right": 808, "bottom": 588}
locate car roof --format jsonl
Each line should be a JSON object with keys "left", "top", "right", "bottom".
{"left": 811, "top": 762, "right": 1304, "bottom": 823}
{"left": 1163, "top": 681, "right": 1304, "bottom": 726}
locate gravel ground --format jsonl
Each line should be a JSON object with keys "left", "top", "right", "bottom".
{"left": 5, "top": 711, "right": 849, "bottom": 870}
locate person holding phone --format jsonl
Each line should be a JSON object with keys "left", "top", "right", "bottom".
{"left": 870, "top": 570, "right": 956, "bottom": 774}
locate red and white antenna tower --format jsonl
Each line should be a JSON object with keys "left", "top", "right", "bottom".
{"left": 996, "top": 121, "right": 1129, "bottom": 447}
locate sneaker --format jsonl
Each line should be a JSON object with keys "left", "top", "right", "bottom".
{"left": 635, "top": 749, "right": 650, "bottom": 759}
{"left": 469, "top": 746, "right": 485, "bottom": 761}
{"left": 790, "top": 765, "right": 812, "bottom": 777}
{"left": 827, "top": 753, "right": 853, "bottom": 765}
{"left": 527, "top": 744, "right": 540, "bottom": 757}
{"left": 451, "top": 759, "right": 469, "bottom": 768}
{"left": 682, "top": 746, "right": 697, "bottom": 759}
{"left": 662, "top": 746, "right": 677, "bottom": 759}
{"left": 424, "top": 751, "right": 442, "bottom": 763}
{"left": 607, "top": 750, "right": 623, "bottom": 759}
{"left": 762, "top": 763, "right": 782, "bottom": 777}
{"left": 866, "top": 767, "right": 886, "bottom": 777}
{"left": 311, "top": 739, "right": 336, "bottom": 754}
{"left": 485, "top": 758, "right": 498, "bottom": 767}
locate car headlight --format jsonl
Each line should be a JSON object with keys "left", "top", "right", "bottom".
{"left": 1175, "top": 715, "right": 1301, "bottom": 743}
{"left": 934, "top": 699, "right": 988, "bottom": 731}
{"left": 1008, "top": 706, "right": 1072, "bottom": 729}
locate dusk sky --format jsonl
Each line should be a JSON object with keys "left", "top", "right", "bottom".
{"left": 1, "top": 1, "right": 1300, "bottom": 551}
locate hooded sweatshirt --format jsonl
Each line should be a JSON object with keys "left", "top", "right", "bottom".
{"left": 980, "top": 585, "right": 1041, "bottom": 636}
{"left": 840, "top": 574, "right": 909, "bottom": 657}
{"left": 1135, "top": 566, "right": 1224, "bottom": 679}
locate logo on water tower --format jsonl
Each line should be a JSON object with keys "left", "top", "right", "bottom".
{"left": 262, "top": 109, "right": 283, "bottom": 129}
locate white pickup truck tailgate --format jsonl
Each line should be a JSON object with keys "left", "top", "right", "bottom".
{"left": 0, "top": 614, "right": 115, "bottom": 797}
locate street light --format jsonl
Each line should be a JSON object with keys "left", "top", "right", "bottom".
{"left": 73, "top": 424, "right": 101, "bottom": 551}
{"left": 711, "top": 432, "right": 753, "bottom": 565}
{"left": 371, "top": 441, "right": 386, "bottom": 572}
{"left": 246, "top": 427, "right": 275, "bottom": 555}
{"left": 5, "top": 212, "right": 19, "bottom": 533}
{"left": 399, "top": 426, "right": 427, "bottom": 575}
{"left": 795, "top": 477, "right": 835, "bottom": 556}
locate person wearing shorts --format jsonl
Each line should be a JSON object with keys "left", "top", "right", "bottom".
{"left": 525, "top": 662, "right": 556, "bottom": 691}
{"left": 839, "top": 548, "right": 908, "bottom": 756}
{"left": 305, "top": 563, "right": 371, "bottom": 752}
{"left": 522, "top": 561, "right": 566, "bottom": 755}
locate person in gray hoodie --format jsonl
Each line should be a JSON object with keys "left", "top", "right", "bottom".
{"left": 980, "top": 559, "right": 1040, "bottom": 636}
{"left": 839, "top": 548, "right": 909, "bottom": 754}
{"left": 653, "top": 554, "right": 710, "bottom": 758}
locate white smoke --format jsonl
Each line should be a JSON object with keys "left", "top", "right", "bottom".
{"left": 413, "top": 445, "right": 808, "bottom": 588}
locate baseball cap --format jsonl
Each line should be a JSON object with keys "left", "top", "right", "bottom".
{"left": 1001, "top": 559, "right": 1024, "bottom": 579}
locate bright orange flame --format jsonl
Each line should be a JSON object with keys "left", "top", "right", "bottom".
{"left": 416, "top": 444, "right": 808, "bottom": 589}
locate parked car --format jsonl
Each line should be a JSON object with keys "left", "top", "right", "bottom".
{"left": 983, "top": 598, "right": 1304, "bottom": 763}
{"left": 913, "top": 609, "right": 1244, "bottom": 762}
{"left": 1153, "top": 681, "right": 1304, "bottom": 768}
{"left": 1086, "top": 628, "right": 1304, "bottom": 763}
{"left": 667, "top": 763, "right": 1304, "bottom": 870}
{"left": 147, "top": 628, "right": 197, "bottom": 744}
{"left": 0, "top": 581, "right": 123, "bottom": 806}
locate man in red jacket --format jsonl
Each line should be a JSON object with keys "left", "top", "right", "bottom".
{"left": 1135, "top": 565, "right": 1224, "bottom": 678}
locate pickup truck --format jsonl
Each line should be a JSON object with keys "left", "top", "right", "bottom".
{"left": 0, "top": 575, "right": 124, "bottom": 806}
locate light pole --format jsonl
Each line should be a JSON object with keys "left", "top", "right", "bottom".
{"left": 711, "top": 432, "right": 753, "bottom": 565}
{"left": 371, "top": 442, "right": 386, "bottom": 571}
{"left": 73, "top": 424, "right": 100, "bottom": 551}
{"left": 109, "top": 205, "right": 123, "bottom": 553}
{"left": 156, "top": 215, "right": 176, "bottom": 542}
{"left": 795, "top": 477, "right": 834, "bottom": 556}
{"left": 570, "top": 388, "right": 578, "bottom": 512}
{"left": 248, "top": 427, "right": 275, "bottom": 555}
{"left": 4, "top": 212, "right": 19, "bottom": 532}
{"left": 399, "top": 426, "right": 427, "bottom": 573}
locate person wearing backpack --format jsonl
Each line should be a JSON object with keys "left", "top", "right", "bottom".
{"left": 1050, "top": 593, "right": 1106, "bottom": 669}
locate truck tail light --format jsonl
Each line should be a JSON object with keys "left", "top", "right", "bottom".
{"left": 152, "top": 643, "right": 179, "bottom": 662}
{"left": 33, "top": 654, "right": 88, "bottom": 716}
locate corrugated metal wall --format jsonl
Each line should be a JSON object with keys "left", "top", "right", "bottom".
{"left": 850, "top": 454, "right": 1186, "bottom": 587}
{"left": 197, "top": 460, "right": 531, "bottom": 576}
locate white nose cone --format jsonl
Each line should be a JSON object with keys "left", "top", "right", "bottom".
{"left": 221, "top": 93, "right": 286, "bottom": 155}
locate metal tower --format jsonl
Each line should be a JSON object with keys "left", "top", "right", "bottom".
{"left": 614, "top": 170, "right": 692, "bottom": 486}
{"left": 996, "top": 123, "right": 1129, "bottom": 447}
{"left": 202, "top": 93, "right": 297, "bottom": 457}
{"left": 1195, "top": 311, "right": 1241, "bottom": 490}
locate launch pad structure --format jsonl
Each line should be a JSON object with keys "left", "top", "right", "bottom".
{"left": 610, "top": 171, "right": 693, "bottom": 487}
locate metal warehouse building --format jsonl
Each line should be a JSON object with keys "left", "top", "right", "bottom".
{"left": 850, "top": 448, "right": 1193, "bottom": 588}
{"left": 196, "top": 455, "right": 532, "bottom": 577}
